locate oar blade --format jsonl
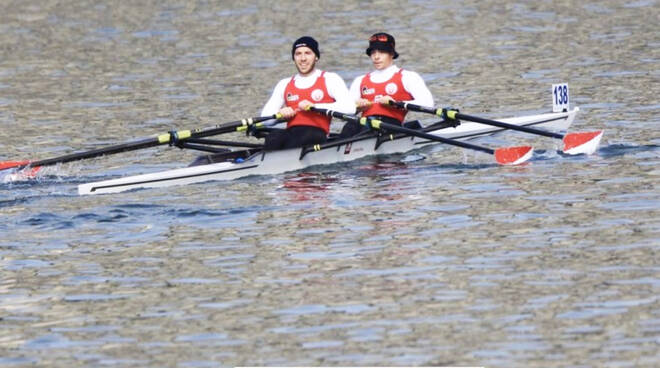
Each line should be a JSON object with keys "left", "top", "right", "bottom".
{"left": 0, "top": 160, "right": 41, "bottom": 181}
{"left": 494, "top": 146, "right": 534, "bottom": 165}
{"left": 562, "top": 130, "right": 603, "bottom": 155}
{"left": 0, "top": 160, "right": 30, "bottom": 171}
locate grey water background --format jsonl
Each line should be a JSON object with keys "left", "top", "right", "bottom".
{"left": 1, "top": 0, "right": 658, "bottom": 367}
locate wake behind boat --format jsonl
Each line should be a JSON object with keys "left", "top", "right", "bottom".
{"left": 77, "top": 108, "right": 580, "bottom": 195}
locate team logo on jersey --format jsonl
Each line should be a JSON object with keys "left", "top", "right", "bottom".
{"left": 286, "top": 93, "right": 299, "bottom": 102}
{"left": 362, "top": 86, "right": 375, "bottom": 95}
{"left": 385, "top": 82, "right": 398, "bottom": 95}
{"left": 311, "top": 89, "right": 324, "bottom": 102}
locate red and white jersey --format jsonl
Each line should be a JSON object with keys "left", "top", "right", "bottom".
{"left": 261, "top": 69, "right": 355, "bottom": 134}
{"left": 360, "top": 68, "right": 413, "bottom": 122}
{"left": 350, "top": 65, "right": 434, "bottom": 123}
{"left": 283, "top": 71, "right": 334, "bottom": 133}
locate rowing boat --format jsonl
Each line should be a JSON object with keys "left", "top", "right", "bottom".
{"left": 77, "top": 107, "right": 579, "bottom": 195}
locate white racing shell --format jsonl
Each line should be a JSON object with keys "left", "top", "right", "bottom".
{"left": 78, "top": 108, "right": 579, "bottom": 195}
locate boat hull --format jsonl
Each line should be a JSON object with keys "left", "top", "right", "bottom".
{"left": 78, "top": 108, "right": 578, "bottom": 195}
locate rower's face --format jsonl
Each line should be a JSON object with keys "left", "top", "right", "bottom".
{"left": 293, "top": 47, "right": 317, "bottom": 75}
{"left": 370, "top": 49, "right": 394, "bottom": 70}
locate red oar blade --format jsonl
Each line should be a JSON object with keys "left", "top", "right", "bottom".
{"left": 0, "top": 160, "right": 41, "bottom": 180}
{"left": 562, "top": 130, "right": 603, "bottom": 155}
{"left": 494, "top": 146, "right": 534, "bottom": 165}
{"left": 0, "top": 160, "right": 30, "bottom": 171}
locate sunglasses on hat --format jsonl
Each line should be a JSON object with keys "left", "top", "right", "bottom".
{"left": 369, "top": 34, "right": 389, "bottom": 43}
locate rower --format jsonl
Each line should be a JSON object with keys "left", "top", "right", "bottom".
{"left": 340, "top": 32, "right": 435, "bottom": 138}
{"left": 260, "top": 36, "right": 355, "bottom": 150}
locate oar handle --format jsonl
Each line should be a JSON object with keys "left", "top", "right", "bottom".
{"left": 389, "top": 100, "right": 460, "bottom": 120}
{"left": 307, "top": 106, "right": 361, "bottom": 124}
{"left": 194, "top": 114, "right": 281, "bottom": 137}
{"left": 310, "top": 106, "right": 387, "bottom": 133}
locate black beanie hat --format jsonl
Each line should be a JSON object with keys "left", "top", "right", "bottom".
{"left": 292, "top": 36, "right": 320, "bottom": 59}
{"left": 366, "top": 32, "right": 399, "bottom": 59}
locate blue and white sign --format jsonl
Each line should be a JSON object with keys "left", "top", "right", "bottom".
{"left": 552, "top": 83, "right": 569, "bottom": 112}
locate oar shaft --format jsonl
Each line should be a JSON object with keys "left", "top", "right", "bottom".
{"left": 391, "top": 101, "right": 564, "bottom": 139}
{"left": 454, "top": 112, "right": 564, "bottom": 139}
{"left": 309, "top": 107, "right": 494, "bottom": 154}
{"left": 365, "top": 118, "right": 494, "bottom": 154}
{"left": 15, "top": 114, "right": 278, "bottom": 169}
{"left": 184, "top": 138, "right": 263, "bottom": 148}
{"left": 30, "top": 138, "right": 161, "bottom": 167}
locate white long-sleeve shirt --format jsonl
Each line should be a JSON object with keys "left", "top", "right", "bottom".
{"left": 349, "top": 65, "right": 434, "bottom": 108}
{"left": 261, "top": 69, "right": 355, "bottom": 116}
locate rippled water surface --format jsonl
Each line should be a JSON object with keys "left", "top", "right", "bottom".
{"left": 1, "top": 1, "right": 658, "bottom": 367}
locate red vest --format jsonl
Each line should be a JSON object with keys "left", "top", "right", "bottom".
{"left": 360, "top": 69, "right": 413, "bottom": 123}
{"left": 284, "top": 71, "right": 334, "bottom": 134}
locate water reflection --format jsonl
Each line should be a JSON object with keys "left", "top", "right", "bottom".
{"left": 279, "top": 172, "right": 336, "bottom": 203}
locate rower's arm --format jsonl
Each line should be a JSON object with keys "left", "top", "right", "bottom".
{"left": 401, "top": 70, "right": 435, "bottom": 108}
{"left": 260, "top": 78, "right": 289, "bottom": 116}
{"left": 314, "top": 72, "right": 356, "bottom": 115}
{"left": 348, "top": 75, "right": 364, "bottom": 103}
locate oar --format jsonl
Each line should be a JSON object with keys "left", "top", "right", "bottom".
{"left": 389, "top": 101, "right": 603, "bottom": 155}
{"left": 0, "top": 114, "right": 281, "bottom": 173}
{"left": 309, "top": 107, "right": 533, "bottom": 165}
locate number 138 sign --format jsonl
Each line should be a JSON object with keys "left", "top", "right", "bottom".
{"left": 552, "top": 83, "right": 569, "bottom": 112}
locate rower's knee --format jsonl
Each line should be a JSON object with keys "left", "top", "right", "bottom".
{"left": 339, "top": 122, "right": 365, "bottom": 138}
{"left": 263, "top": 129, "right": 288, "bottom": 150}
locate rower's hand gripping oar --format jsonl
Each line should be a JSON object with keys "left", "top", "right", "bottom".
{"left": 308, "top": 107, "right": 533, "bottom": 165}
{"left": 0, "top": 113, "right": 282, "bottom": 174}
{"left": 389, "top": 101, "right": 603, "bottom": 155}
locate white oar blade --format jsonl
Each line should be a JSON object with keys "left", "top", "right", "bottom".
{"left": 562, "top": 130, "right": 603, "bottom": 155}
{"left": 494, "top": 146, "right": 534, "bottom": 165}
